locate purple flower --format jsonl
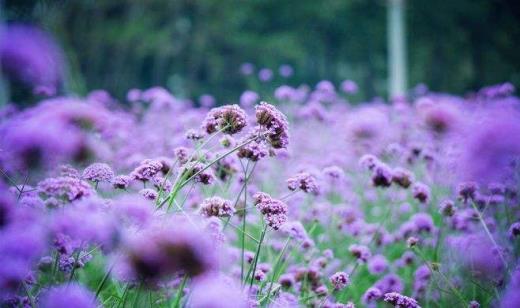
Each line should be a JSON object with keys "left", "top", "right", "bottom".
{"left": 0, "top": 24, "right": 64, "bottom": 92}
{"left": 239, "top": 90, "right": 259, "bottom": 108}
{"left": 119, "top": 219, "right": 216, "bottom": 282}
{"left": 237, "top": 140, "right": 269, "bottom": 162}
{"left": 412, "top": 182, "right": 430, "bottom": 203}
{"left": 383, "top": 292, "right": 420, "bottom": 308}
{"left": 439, "top": 200, "right": 455, "bottom": 217}
{"left": 199, "top": 94, "right": 216, "bottom": 108}
{"left": 202, "top": 104, "right": 248, "bottom": 135}
{"left": 82, "top": 162, "right": 114, "bottom": 183}
{"left": 458, "top": 108, "right": 520, "bottom": 185}
{"left": 37, "top": 176, "right": 93, "bottom": 203}
{"left": 240, "top": 62, "right": 255, "bottom": 76}
{"left": 258, "top": 68, "right": 273, "bottom": 82}
{"left": 182, "top": 162, "right": 215, "bottom": 185}
{"left": 255, "top": 102, "right": 289, "bottom": 149}
{"left": 411, "top": 213, "right": 434, "bottom": 233}
{"left": 39, "top": 284, "right": 98, "bottom": 308}
{"left": 374, "top": 273, "right": 404, "bottom": 294}
{"left": 139, "top": 188, "right": 158, "bottom": 201}
{"left": 130, "top": 159, "right": 163, "bottom": 182}
{"left": 392, "top": 167, "right": 414, "bottom": 188}
{"left": 253, "top": 192, "right": 288, "bottom": 230}
{"left": 447, "top": 233, "right": 504, "bottom": 280}
{"left": 190, "top": 274, "right": 247, "bottom": 307}
{"left": 368, "top": 254, "right": 389, "bottom": 275}
{"left": 278, "top": 64, "right": 294, "bottom": 78}
{"left": 112, "top": 175, "right": 132, "bottom": 190}
{"left": 349, "top": 244, "right": 371, "bottom": 262}
{"left": 341, "top": 80, "right": 358, "bottom": 94}
{"left": 362, "top": 287, "right": 382, "bottom": 304}
{"left": 287, "top": 172, "right": 320, "bottom": 195}
{"left": 359, "top": 154, "right": 380, "bottom": 171}
{"left": 509, "top": 222, "right": 520, "bottom": 238}
{"left": 371, "top": 163, "right": 393, "bottom": 188}
{"left": 330, "top": 271, "right": 350, "bottom": 290}
{"left": 200, "top": 197, "right": 236, "bottom": 217}
{"left": 456, "top": 182, "right": 478, "bottom": 203}
{"left": 112, "top": 194, "right": 152, "bottom": 226}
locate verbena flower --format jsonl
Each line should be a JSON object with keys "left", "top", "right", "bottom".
{"left": 112, "top": 175, "right": 132, "bottom": 190}
{"left": 255, "top": 102, "right": 289, "bottom": 149}
{"left": 253, "top": 192, "right": 288, "bottom": 230}
{"left": 130, "top": 159, "right": 163, "bottom": 182}
{"left": 190, "top": 274, "right": 247, "bottom": 308}
{"left": 39, "top": 283, "right": 98, "bottom": 308}
{"left": 412, "top": 182, "right": 430, "bottom": 203}
{"left": 287, "top": 172, "right": 320, "bottom": 195}
{"left": 383, "top": 292, "right": 420, "bottom": 308}
{"left": 82, "top": 162, "right": 114, "bottom": 183}
{"left": 119, "top": 219, "right": 216, "bottom": 283}
{"left": 202, "top": 104, "right": 247, "bottom": 135}
{"left": 330, "top": 271, "right": 350, "bottom": 290}
{"left": 37, "top": 176, "right": 93, "bottom": 203}
{"left": 200, "top": 197, "right": 235, "bottom": 217}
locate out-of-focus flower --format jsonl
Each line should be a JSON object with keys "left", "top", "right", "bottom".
{"left": 258, "top": 68, "right": 273, "bottom": 82}
{"left": 287, "top": 172, "right": 320, "bottom": 195}
{"left": 38, "top": 176, "right": 93, "bottom": 203}
{"left": 368, "top": 254, "right": 389, "bottom": 275}
{"left": 190, "top": 274, "right": 247, "bottom": 307}
{"left": 383, "top": 292, "right": 420, "bottom": 308}
{"left": 412, "top": 182, "right": 430, "bottom": 203}
{"left": 278, "top": 64, "right": 294, "bottom": 78}
{"left": 330, "top": 271, "right": 350, "bottom": 290}
{"left": 199, "top": 94, "right": 216, "bottom": 108}
{"left": 457, "top": 108, "right": 520, "bottom": 185}
{"left": 130, "top": 159, "right": 163, "bottom": 182}
{"left": 240, "top": 90, "right": 259, "bottom": 108}
{"left": 392, "top": 167, "right": 414, "bottom": 188}
{"left": 200, "top": 197, "right": 235, "bottom": 217}
{"left": 0, "top": 24, "right": 64, "bottom": 94}
{"left": 39, "top": 284, "right": 98, "bottom": 308}
{"left": 341, "top": 80, "right": 358, "bottom": 94}
{"left": 118, "top": 219, "right": 216, "bottom": 282}
{"left": 240, "top": 62, "right": 254, "bottom": 76}
{"left": 362, "top": 287, "right": 382, "bottom": 304}
{"left": 82, "top": 163, "right": 114, "bottom": 183}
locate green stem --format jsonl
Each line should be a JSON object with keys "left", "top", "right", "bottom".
{"left": 95, "top": 264, "right": 114, "bottom": 299}
{"left": 470, "top": 202, "right": 509, "bottom": 271}
{"left": 412, "top": 247, "right": 467, "bottom": 305}
{"left": 261, "top": 237, "right": 291, "bottom": 303}
{"left": 172, "top": 275, "right": 188, "bottom": 308}
{"left": 248, "top": 224, "right": 268, "bottom": 288}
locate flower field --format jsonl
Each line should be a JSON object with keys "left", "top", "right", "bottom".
{"left": 1, "top": 72, "right": 520, "bottom": 308}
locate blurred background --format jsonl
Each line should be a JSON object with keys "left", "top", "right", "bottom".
{"left": 2, "top": 0, "right": 520, "bottom": 102}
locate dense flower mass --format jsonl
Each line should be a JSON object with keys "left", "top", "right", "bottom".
{"left": 0, "top": 76, "right": 519, "bottom": 308}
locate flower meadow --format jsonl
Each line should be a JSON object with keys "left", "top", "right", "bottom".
{"left": 2, "top": 39, "right": 520, "bottom": 308}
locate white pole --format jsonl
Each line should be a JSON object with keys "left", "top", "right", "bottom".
{"left": 388, "top": 0, "right": 407, "bottom": 99}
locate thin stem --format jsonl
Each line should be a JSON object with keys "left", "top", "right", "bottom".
{"left": 261, "top": 237, "right": 291, "bottom": 303}
{"left": 172, "top": 275, "right": 188, "bottom": 308}
{"left": 470, "top": 201, "right": 509, "bottom": 271}
{"left": 412, "top": 247, "right": 467, "bottom": 305}
{"left": 68, "top": 248, "right": 82, "bottom": 282}
{"left": 240, "top": 160, "right": 250, "bottom": 283}
{"left": 95, "top": 263, "right": 114, "bottom": 299}
{"left": 248, "top": 224, "right": 268, "bottom": 288}
{"left": 22, "top": 281, "right": 35, "bottom": 308}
